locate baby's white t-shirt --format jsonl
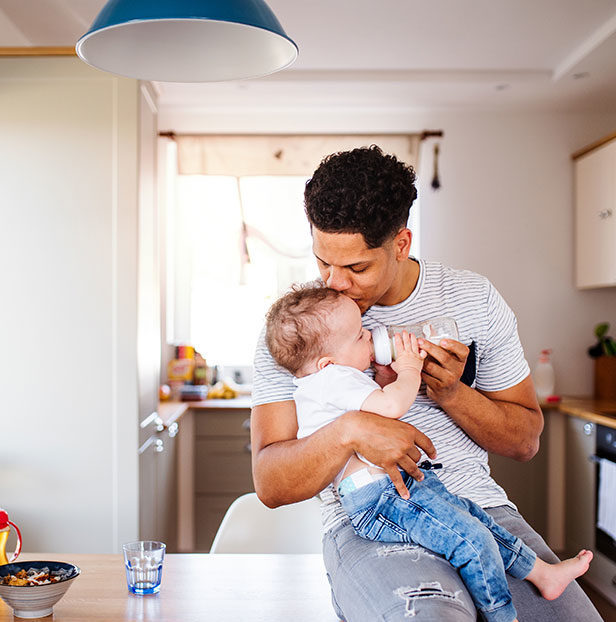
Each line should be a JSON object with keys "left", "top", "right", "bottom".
{"left": 294, "top": 364, "right": 379, "bottom": 439}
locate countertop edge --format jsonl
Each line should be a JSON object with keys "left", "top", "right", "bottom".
{"left": 541, "top": 396, "right": 616, "bottom": 429}
{"left": 158, "top": 397, "right": 252, "bottom": 427}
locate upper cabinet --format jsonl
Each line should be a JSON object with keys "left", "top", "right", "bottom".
{"left": 574, "top": 134, "right": 616, "bottom": 289}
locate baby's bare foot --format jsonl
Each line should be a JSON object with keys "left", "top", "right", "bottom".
{"left": 539, "top": 550, "right": 593, "bottom": 601}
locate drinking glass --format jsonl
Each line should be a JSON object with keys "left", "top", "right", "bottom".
{"left": 122, "top": 541, "right": 166, "bottom": 595}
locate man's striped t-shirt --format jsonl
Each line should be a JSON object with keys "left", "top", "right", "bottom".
{"left": 252, "top": 259, "right": 531, "bottom": 532}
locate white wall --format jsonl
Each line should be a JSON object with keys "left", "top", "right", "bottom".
{"left": 160, "top": 105, "right": 616, "bottom": 396}
{"left": 0, "top": 58, "right": 141, "bottom": 553}
{"left": 417, "top": 110, "right": 616, "bottom": 396}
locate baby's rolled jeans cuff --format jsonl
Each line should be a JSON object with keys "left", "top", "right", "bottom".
{"left": 505, "top": 538, "right": 537, "bottom": 580}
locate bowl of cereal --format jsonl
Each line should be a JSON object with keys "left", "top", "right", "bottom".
{"left": 0, "top": 561, "right": 80, "bottom": 619}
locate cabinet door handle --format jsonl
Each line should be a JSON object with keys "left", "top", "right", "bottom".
{"left": 598, "top": 209, "right": 613, "bottom": 220}
{"left": 244, "top": 442, "right": 252, "bottom": 453}
{"left": 140, "top": 411, "right": 164, "bottom": 432}
{"left": 242, "top": 418, "right": 251, "bottom": 431}
{"left": 138, "top": 436, "right": 164, "bottom": 455}
{"left": 138, "top": 436, "right": 155, "bottom": 455}
{"left": 583, "top": 423, "right": 594, "bottom": 435}
{"left": 168, "top": 422, "right": 179, "bottom": 438}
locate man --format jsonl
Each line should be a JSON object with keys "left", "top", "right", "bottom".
{"left": 251, "top": 146, "right": 601, "bottom": 621}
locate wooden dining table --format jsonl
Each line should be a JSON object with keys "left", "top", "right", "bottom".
{"left": 0, "top": 554, "right": 339, "bottom": 621}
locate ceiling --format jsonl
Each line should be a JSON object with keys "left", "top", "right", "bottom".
{"left": 1, "top": 0, "right": 616, "bottom": 112}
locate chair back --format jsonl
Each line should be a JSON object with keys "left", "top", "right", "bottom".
{"left": 210, "top": 493, "right": 323, "bottom": 554}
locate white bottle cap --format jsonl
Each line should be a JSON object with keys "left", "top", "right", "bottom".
{"left": 371, "top": 325, "right": 392, "bottom": 366}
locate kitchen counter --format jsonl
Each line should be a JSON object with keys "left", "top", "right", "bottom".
{"left": 541, "top": 396, "right": 616, "bottom": 429}
{"left": 0, "top": 554, "right": 336, "bottom": 621}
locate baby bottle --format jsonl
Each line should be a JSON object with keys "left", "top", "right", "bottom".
{"left": 372, "top": 317, "right": 459, "bottom": 365}
{"left": 0, "top": 508, "right": 22, "bottom": 565}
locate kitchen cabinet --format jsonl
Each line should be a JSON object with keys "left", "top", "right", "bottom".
{"left": 139, "top": 421, "right": 159, "bottom": 543}
{"left": 136, "top": 81, "right": 166, "bottom": 546}
{"left": 562, "top": 412, "right": 616, "bottom": 605}
{"left": 564, "top": 416, "right": 596, "bottom": 556}
{"left": 574, "top": 134, "right": 616, "bottom": 288}
{"left": 157, "top": 422, "right": 180, "bottom": 552}
{"left": 193, "top": 407, "right": 254, "bottom": 551}
{"left": 139, "top": 420, "right": 179, "bottom": 552}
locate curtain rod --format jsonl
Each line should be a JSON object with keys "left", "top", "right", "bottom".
{"left": 159, "top": 130, "right": 443, "bottom": 140}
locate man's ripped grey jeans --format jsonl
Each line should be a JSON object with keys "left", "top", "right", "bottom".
{"left": 322, "top": 505, "right": 603, "bottom": 621}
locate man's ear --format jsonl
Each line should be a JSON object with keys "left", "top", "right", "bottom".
{"left": 317, "top": 356, "right": 334, "bottom": 370}
{"left": 394, "top": 228, "right": 412, "bottom": 260}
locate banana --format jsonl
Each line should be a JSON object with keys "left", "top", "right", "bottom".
{"left": 207, "top": 381, "right": 238, "bottom": 399}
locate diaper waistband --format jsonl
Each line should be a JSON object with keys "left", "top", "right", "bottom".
{"left": 338, "top": 468, "right": 389, "bottom": 497}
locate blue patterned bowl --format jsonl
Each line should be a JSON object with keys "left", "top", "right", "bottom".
{"left": 0, "top": 561, "right": 80, "bottom": 619}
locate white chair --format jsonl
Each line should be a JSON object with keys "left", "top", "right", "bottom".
{"left": 210, "top": 492, "right": 323, "bottom": 553}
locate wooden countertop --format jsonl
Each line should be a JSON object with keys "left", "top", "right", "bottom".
{"left": 158, "top": 396, "right": 252, "bottom": 427}
{"left": 541, "top": 396, "right": 616, "bottom": 429}
{"left": 0, "top": 554, "right": 336, "bottom": 621}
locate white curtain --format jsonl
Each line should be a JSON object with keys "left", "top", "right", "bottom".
{"left": 175, "top": 134, "right": 421, "bottom": 177}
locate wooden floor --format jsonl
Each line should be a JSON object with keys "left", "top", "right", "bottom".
{"left": 581, "top": 580, "right": 616, "bottom": 622}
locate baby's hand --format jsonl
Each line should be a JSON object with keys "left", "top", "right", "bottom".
{"left": 391, "top": 331, "right": 426, "bottom": 375}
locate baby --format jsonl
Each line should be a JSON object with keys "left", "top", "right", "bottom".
{"left": 265, "top": 283, "right": 592, "bottom": 622}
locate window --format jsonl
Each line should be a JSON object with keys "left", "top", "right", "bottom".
{"left": 172, "top": 173, "right": 318, "bottom": 366}
{"left": 163, "top": 134, "right": 422, "bottom": 369}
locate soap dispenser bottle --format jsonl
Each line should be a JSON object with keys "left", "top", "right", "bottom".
{"left": 533, "top": 349, "right": 555, "bottom": 402}
{"left": 0, "top": 508, "right": 22, "bottom": 565}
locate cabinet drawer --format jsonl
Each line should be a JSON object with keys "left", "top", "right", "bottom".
{"left": 195, "top": 438, "right": 254, "bottom": 493}
{"left": 195, "top": 410, "right": 251, "bottom": 437}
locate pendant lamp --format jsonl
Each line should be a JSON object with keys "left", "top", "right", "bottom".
{"left": 75, "top": 0, "right": 298, "bottom": 82}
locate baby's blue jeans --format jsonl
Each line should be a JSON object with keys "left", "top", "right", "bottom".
{"left": 339, "top": 470, "right": 536, "bottom": 622}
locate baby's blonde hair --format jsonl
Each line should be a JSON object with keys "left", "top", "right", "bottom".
{"left": 265, "top": 283, "right": 343, "bottom": 376}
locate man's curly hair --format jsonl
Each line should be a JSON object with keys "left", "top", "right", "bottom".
{"left": 304, "top": 145, "right": 417, "bottom": 249}
{"left": 265, "top": 283, "right": 343, "bottom": 376}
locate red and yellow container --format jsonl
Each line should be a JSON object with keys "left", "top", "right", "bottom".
{"left": 0, "top": 509, "right": 22, "bottom": 565}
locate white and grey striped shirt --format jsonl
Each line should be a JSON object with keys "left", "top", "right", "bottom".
{"left": 252, "top": 259, "right": 530, "bottom": 532}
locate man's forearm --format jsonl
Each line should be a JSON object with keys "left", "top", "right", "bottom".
{"left": 252, "top": 414, "right": 354, "bottom": 508}
{"left": 438, "top": 381, "right": 543, "bottom": 461}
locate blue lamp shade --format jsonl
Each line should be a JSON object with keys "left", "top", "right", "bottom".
{"left": 75, "top": 0, "right": 298, "bottom": 82}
